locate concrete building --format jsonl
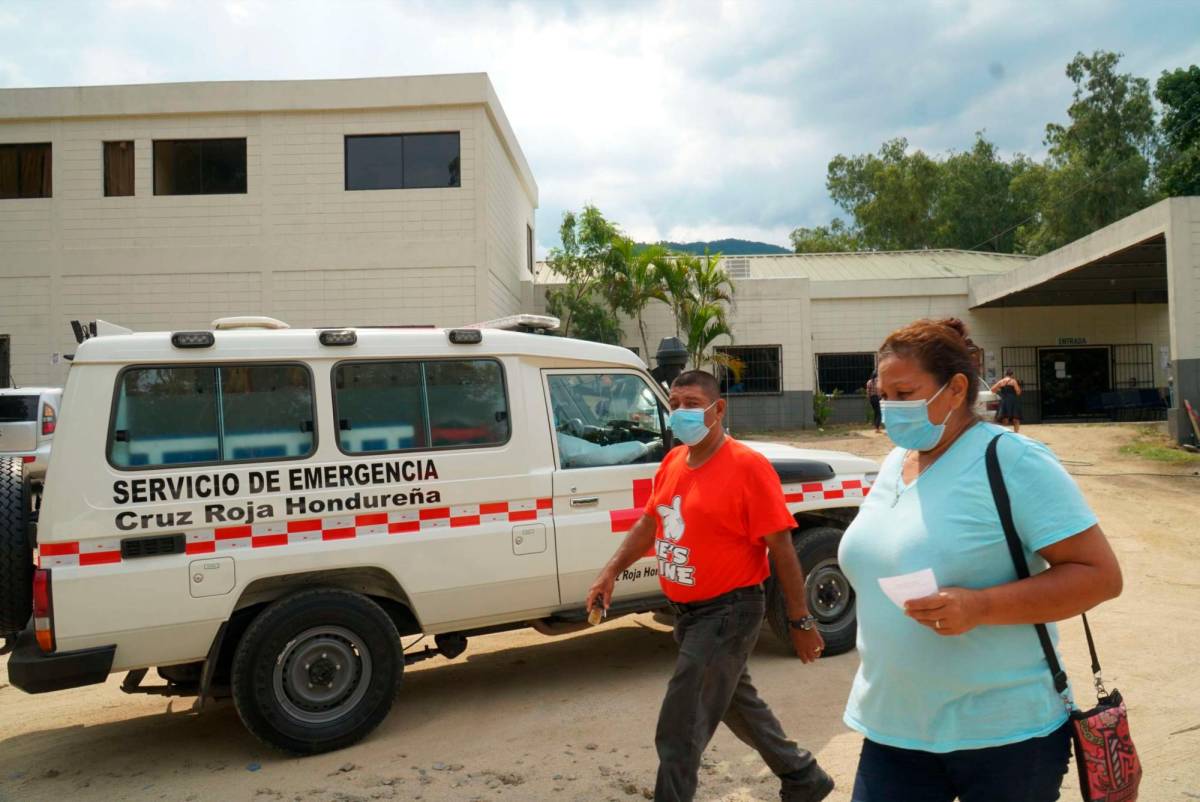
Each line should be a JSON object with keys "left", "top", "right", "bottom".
{"left": 0, "top": 74, "right": 537, "bottom": 386}
{"left": 534, "top": 198, "right": 1196, "bottom": 443}
{"left": 2, "top": 75, "right": 1196, "bottom": 443}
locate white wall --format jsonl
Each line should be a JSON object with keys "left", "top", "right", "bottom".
{"left": 810, "top": 295, "right": 1171, "bottom": 386}
{"left": 0, "top": 99, "right": 534, "bottom": 385}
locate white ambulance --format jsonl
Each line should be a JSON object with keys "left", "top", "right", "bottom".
{"left": 1, "top": 316, "right": 877, "bottom": 754}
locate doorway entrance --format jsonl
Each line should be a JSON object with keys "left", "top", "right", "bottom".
{"left": 0, "top": 335, "right": 9, "bottom": 388}
{"left": 1038, "top": 347, "right": 1111, "bottom": 420}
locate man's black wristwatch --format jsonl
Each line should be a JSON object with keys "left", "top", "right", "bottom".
{"left": 788, "top": 615, "right": 818, "bottom": 631}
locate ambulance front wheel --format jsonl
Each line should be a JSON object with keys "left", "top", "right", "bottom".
{"left": 765, "top": 526, "right": 857, "bottom": 657}
{"left": 231, "top": 588, "right": 403, "bottom": 755}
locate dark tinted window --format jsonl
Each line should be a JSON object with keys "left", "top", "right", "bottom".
{"left": 717, "top": 345, "right": 782, "bottom": 394}
{"left": 344, "top": 135, "right": 405, "bottom": 191}
{"left": 333, "top": 361, "right": 427, "bottom": 453}
{"left": 345, "top": 132, "right": 460, "bottom": 191}
{"left": 0, "top": 143, "right": 52, "bottom": 199}
{"left": 219, "top": 366, "right": 314, "bottom": 461}
{"left": 153, "top": 138, "right": 247, "bottom": 195}
{"left": 110, "top": 365, "right": 314, "bottom": 468}
{"left": 0, "top": 395, "right": 38, "bottom": 422}
{"left": 334, "top": 359, "right": 507, "bottom": 454}
{"left": 425, "top": 360, "right": 507, "bottom": 447}
{"left": 816, "top": 353, "right": 877, "bottom": 395}
{"left": 104, "top": 141, "right": 135, "bottom": 197}
{"left": 403, "top": 133, "right": 460, "bottom": 188}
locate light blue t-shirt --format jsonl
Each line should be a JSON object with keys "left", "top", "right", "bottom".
{"left": 839, "top": 422, "right": 1097, "bottom": 753}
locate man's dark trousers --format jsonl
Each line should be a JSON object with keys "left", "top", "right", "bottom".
{"left": 654, "top": 586, "right": 817, "bottom": 801}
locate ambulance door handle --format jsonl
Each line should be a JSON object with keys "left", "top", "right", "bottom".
{"left": 570, "top": 497, "right": 599, "bottom": 507}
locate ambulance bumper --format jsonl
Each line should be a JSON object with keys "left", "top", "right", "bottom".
{"left": 7, "top": 626, "right": 115, "bottom": 694}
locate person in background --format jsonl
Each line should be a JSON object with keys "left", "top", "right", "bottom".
{"left": 864, "top": 372, "right": 882, "bottom": 433}
{"left": 587, "top": 370, "right": 834, "bottom": 802}
{"left": 990, "top": 369, "right": 1023, "bottom": 432}
{"left": 838, "top": 318, "right": 1123, "bottom": 802}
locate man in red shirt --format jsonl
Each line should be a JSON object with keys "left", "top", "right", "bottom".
{"left": 587, "top": 370, "right": 834, "bottom": 802}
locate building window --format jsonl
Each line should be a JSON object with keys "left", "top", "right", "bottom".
{"left": 109, "top": 364, "right": 315, "bottom": 469}
{"left": 717, "top": 345, "right": 782, "bottom": 394}
{"left": 344, "top": 132, "right": 460, "bottom": 191}
{"left": 816, "top": 353, "right": 876, "bottom": 395}
{"left": 0, "top": 142, "right": 52, "bottom": 199}
{"left": 153, "top": 138, "right": 247, "bottom": 196}
{"left": 333, "top": 359, "right": 508, "bottom": 454}
{"left": 104, "top": 141, "right": 135, "bottom": 197}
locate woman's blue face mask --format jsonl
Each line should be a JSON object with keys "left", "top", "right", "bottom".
{"left": 880, "top": 383, "right": 952, "bottom": 452}
{"left": 668, "top": 401, "right": 717, "bottom": 446}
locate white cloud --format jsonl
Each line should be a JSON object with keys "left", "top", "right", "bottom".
{"left": 2, "top": 0, "right": 1195, "bottom": 252}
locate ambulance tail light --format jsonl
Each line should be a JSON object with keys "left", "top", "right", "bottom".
{"left": 41, "top": 402, "right": 56, "bottom": 435}
{"left": 32, "top": 569, "right": 54, "bottom": 653}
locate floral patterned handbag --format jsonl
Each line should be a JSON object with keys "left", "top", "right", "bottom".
{"left": 986, "top": 435, "right": 1142, "bottom": 802}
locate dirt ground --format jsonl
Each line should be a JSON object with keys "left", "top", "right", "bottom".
{"left": 2, "top": 423, "right": 1197, "bottom": 802}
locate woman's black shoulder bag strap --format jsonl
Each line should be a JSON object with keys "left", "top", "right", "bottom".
{"left": 985, "top": 433, "right": 1142, "bottom": 801}
{"left": 985, "top": 434, "right": 1107, "bottom": 697}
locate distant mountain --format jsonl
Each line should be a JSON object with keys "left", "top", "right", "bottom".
{"left": 635, "top": 238, "right": 791, "bottom": 256}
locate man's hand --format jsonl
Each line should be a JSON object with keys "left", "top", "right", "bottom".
{"left": 905, "top": 588, "right": 987, "bottom": 636}
{"left": 586, "top": 570, "right": 616, "bottom": 613}
{"left": 789, "top": 625, "right": 825, "bottom": 663}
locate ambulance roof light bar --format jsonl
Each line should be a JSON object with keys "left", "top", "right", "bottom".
{"left": 462, "top": 315, "right": 560, "bottom": 333}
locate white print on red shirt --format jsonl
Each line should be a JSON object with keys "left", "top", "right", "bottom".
{"left": 656, "top": 495, "right": 695, "bottom": 586}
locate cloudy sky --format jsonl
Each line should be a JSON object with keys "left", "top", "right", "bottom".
{"left": 1, "top": 0, "right": 1197, "bottom": 253}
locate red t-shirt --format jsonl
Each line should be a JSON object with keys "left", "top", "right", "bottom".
{"left": 643, "top": 437, "right": 796, "bottom": 603}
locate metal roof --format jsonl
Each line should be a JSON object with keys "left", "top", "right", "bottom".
{"left": 534, "top": 249, "right": 1031, "bottom": 284}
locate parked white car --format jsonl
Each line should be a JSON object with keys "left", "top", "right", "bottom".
{"left": 975, "top": 376, "right": 999, "bottom": 420}
{"left": 2, "top": 316, "right": 878, "bottom": 754}
{"left": 0, "top": 387, "right": 61, "bottom": 483}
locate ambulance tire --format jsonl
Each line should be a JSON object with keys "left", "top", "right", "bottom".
{"left": 231, "top": 588, "right": 403, "bottom": 755}
{"left": 765, "top": 526, "right": 856, "bottom": 657}
{"left": 0, "top": 457, "right": 33, "bottom": 635}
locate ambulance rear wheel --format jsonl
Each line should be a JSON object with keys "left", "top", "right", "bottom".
{"left": 0, "top": 457, "right": 33, "bottom": 635}
{"left": 765, "top": 526, "right": 856, "bottom": 657}
{"left": 231, "top": 588, "right": 403, "bottom": 755}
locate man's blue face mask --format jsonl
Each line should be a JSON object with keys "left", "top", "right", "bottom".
{"left": 668, "top": 400, "right": 717, "bottom": 446}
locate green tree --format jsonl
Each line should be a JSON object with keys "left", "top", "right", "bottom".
{"left": 826, "top": 138, "right": 942, "bottom": 250}
{"left": 1024, "top": 50, "right": 1157, "bottom": 253}
{"left": 1154, "top": 64, "right": 1200, "bottom": 197}
{"left": 656, "top": 251, "right": 740, "bottom": 373}
{"left": 934, "top": 135, "right": 1041, "bottom": 252}
{"left": 543, "top": 205, "right": 624, "bottom": 343}
{"left": 789, "top": 218, "right": 862, "bottom": 253}
{"left": 608, "top": 238, "right": 667, "bottom": 359}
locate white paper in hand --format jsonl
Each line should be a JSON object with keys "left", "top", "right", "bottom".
{"left": 878, "top": 568, "right": 938, "bottom": 609}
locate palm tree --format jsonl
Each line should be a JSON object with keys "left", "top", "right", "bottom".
{"left": 611, "top": 241, "right": 668, "bottom": 360}
{"left": 656, "top": 256, "right": 693, "bottom": 340}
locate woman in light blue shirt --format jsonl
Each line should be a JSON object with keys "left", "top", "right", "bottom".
{"left": 838, "top": 318, "right": 1123, "bottom": 802}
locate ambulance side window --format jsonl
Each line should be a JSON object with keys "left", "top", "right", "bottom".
{"left": 108, "top": 364, "right": 316, "bottom": 469}
{"left": 333, "top": 362, "right": 428, "bottom": 453}
{"left": 548, "top": 373, "right": 667, "bottom": 469}
{"left": 333, "top": 358, "right": 510, "bottom": 454}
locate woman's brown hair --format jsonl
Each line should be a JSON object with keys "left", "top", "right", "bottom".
{"left": 878, "top": 318, "right": 980, "bottom": 408}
